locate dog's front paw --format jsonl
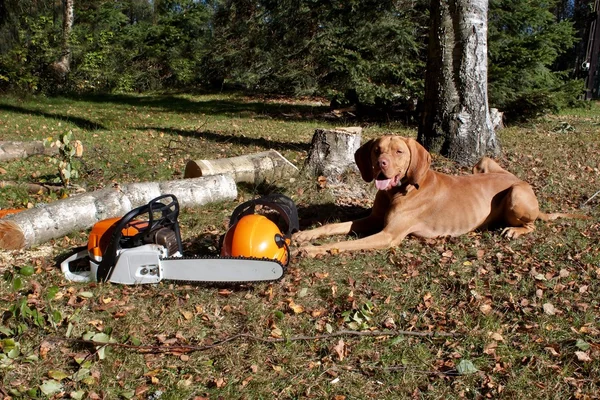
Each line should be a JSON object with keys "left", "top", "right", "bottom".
{"left": 296, "top": 244, "right": 325, "bottom": 258}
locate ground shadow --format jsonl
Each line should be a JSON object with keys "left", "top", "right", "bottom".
{"left": 137, "top": 126, "right": 311, "bottom": 153}
{"left": 296, "top": 202, "right": 371, "bottom": 230}
{"left": 68, "top": 92, "right": 334, "bottom": 123}
{"left": 0, "top": 104, "right": 106, "bottom": 130}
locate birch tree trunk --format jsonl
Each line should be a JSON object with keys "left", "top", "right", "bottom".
{"left": 418, "top": 0, "right": 499, "bottom": 166}
{"left": 0, "top": 174, "right": 237, "bottom": 250}
{"left": 50, "top": 0, "right": 74, "bottom": 80}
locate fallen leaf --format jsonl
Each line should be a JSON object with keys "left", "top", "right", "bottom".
{"left": 576, "top": 339, "right": 590, "bottom": 351}
{"left": 242, "top": 376, "right": 253, "bottom": 387}
{"left": 317, "top": 176, "right": 327, "bottom": 189}
{"left": 333, "top": 339, "right": 345, "bottom": 361}
{"left": 288, "top": 300, "right": 304, "bottom": 314}
{"left": 543, "top": 303, "right": 556, "bottom": 315}
{"left": 545, "top": 347, "right": 560, "bottom": 357}
{"left": 479, "top": 304, "right": 493, "bottom": 315}
{"left": 483, "top": 341, "right": 497, "bottom": 355}
{"left": 39, "top": 380, "right": 63, "bottom": 396}
{"left": 575, "top": 351, "right": 592, "bottom": 362}
{"left": 383, "top": 317, "right": 396, "bottom": 329}
{"left": 456, "top": 359, "right": 478, "bottom": 375}
{"left": 180, "top": 310, "right": 193, "bottom": 320}
{"left": 559, "top": 269, "right": 570, "bottom": 278}
{"left": 48, "top": 370, "right": 69, "bottom": 381}
{"left": 489, "top": 332, "right": 504, "bottom": 342}
{"left": 271, "top": 327, "right": 283, "bottom": 338}
{"left": 39, "top": 340, "right": 52, "bottom": 359}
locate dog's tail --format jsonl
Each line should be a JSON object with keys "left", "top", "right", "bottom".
{"left": 538, "top": 212, "right": 591, "bottom": 221}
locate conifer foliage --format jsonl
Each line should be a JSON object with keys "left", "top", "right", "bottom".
{"left": 0, "top": 0, "right": 587, "bottom": 119}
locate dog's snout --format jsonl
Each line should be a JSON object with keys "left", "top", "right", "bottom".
{"left": 378, "top": 157, "right": 389, "bottom": 169}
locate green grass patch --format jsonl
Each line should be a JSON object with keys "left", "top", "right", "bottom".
{"left": 0, "top": 93, "right": 599, "bottom": 399}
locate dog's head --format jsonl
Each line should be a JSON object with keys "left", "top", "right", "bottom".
{"left": 354, "top": 135, "right": 431, "bottom": 190}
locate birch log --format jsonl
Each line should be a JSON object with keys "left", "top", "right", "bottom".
{"left": 0, "top": 141, "right": 59, "bottom": 162}
{"left": 184, "top": 150, "right": 298, "bottom": 183}
{"left": 305, "top": 127, "right": 362, "bottom": 179}
{"left": 0, "top": 174, "right": 237, "bottom": 250}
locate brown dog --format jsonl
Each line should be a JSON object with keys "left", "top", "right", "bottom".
{"left": 294, "top": 135, "right": 585, "bottom": 257}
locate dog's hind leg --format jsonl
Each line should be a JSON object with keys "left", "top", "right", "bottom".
{"left": 500, "top": 182, "right": 540, "bottom": 239}
{"left": 473, "top": 157, "right": 512, "bottom": 174}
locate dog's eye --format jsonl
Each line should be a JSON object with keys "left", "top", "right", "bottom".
{"left": 374, "top": 148, "right": 381, "bottom": 155}
{"left": 396, "top": 150, "right": 403, "bottom": 154}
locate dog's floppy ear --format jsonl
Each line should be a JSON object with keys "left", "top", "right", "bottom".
{"left": 354, "top": 139, "right": 376, "bottom": 182}
{"left": 405, "top": 138, "right": 431, "bottom": 188}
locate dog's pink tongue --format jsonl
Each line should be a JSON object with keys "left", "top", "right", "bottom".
{"left": 375, "top": 178, "right": 391, "bottom": 190}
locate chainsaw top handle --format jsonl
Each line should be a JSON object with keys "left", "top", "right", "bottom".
{"left": 96, "top": 194, "right": 183, "bottom": 282}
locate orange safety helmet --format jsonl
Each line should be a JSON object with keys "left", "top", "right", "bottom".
{"left": 221, "top": 194, "right": 298, "bottom": 265}
{"left": 221, "top": 214, "right": 289, "bottom": 264}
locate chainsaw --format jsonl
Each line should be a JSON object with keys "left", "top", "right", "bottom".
{"left": 60, "top": 194, "right": 298, "bottom": 285}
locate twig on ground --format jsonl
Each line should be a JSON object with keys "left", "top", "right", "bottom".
{"left": 48, "top": 329, "right": 458, "bottom": 354}
{"left": 581, "top": 189, "right": 600, "bottom": 207}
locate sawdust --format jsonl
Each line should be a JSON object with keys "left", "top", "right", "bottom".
{"left": 0, "top": 245, "right": 54, "bottom": 270}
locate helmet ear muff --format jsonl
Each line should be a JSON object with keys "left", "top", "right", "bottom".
{"left": 274, "top": 233, "right": 286, "bottom": 248}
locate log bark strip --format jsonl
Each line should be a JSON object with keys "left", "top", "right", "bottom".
{"left": 0, "top": 141, "right": 59, "bottom": 162}
{"left": 184, "top": 150, "right": 298, "bottom": 184}
{"left": 0, "top": 174, "right": 237, "bottom": 250}
{"left": 0, "top": 181, "right": 66, "bottom": 194}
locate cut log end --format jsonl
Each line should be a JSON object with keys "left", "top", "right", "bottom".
{"left": 0, "top": 220, "right": 26, "bottom": 250}
{"left": 184, "top": 160, "right": 204, "bottom": 178}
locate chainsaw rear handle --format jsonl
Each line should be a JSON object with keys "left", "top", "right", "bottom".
{"left": 96, "top": 194, "right": 183, "bottom": 282}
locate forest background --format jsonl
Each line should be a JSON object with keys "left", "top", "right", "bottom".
{"left": 0, "top": 0, "right": 592, "bottom": 121}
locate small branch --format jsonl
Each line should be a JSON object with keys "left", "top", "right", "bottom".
{"left": 581, "top": 189, "right": 600, "bottom": 207}
{"left": 48, "top": 329, "right": 458, "bottom": 355}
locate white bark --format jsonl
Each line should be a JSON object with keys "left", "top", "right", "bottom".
{"left": 184, "top": 150, "right": 298, "bottom": 183}
{"left": 50, "top": 0, "right": 74, "bottom": 79}
{"left": 0, "top": 174, "right": 237, "bottom": 250}
{"left": 0, "top": 141, "right": 59, "bottom": 161}
{"left": 418, "top": 0, "right": 499, "bottom": 166}
{"left": 305, "top": 127, "right": 362, "bottom": 179}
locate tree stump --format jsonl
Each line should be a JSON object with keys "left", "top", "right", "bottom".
{"left": 184, "top": 150, "right": 298, "bottom": 184}
{"left": 304, "top": 127, "right": 362, "bottom": 180}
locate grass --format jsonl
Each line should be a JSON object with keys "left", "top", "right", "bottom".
{"left": 0, "top": 92, "right": 599, "bottom": 399}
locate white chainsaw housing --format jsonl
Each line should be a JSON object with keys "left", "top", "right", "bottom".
{"left": 104, "top": 244, "right": 170, "bottom": 284}
{"left": 61, "top": 244, "right": 173, "bottom": 284}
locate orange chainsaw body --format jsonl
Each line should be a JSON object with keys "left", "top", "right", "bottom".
{"left": 87, "top": 218, "right": 149, "bottom": 262}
